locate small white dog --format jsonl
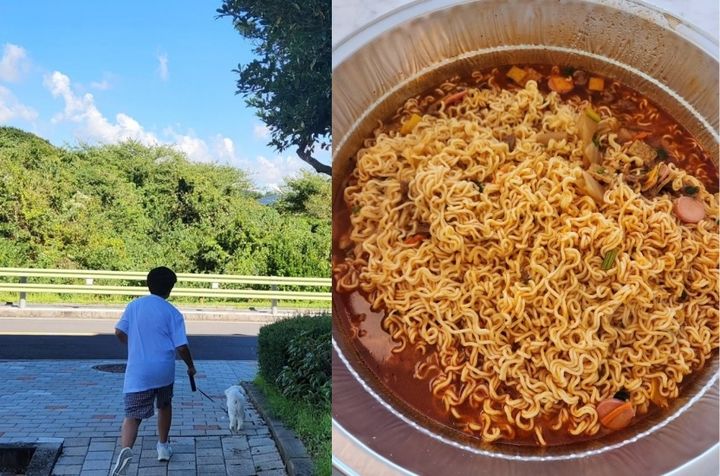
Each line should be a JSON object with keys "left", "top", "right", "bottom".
{"left": 225, "top": 385, "right": 246, "bottom": 433}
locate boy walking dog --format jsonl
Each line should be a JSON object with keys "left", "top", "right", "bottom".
{"left": 111, "top": 267, "right": 196, "bottom": 475}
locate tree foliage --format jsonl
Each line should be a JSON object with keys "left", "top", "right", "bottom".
{"left": 217, "top": 0, "right": 331, "bottom": 175}
{"left": 0, "top": 127, "right": 330, "bottom": 278}
{"left": 275, "top": 170, "right": 330, "bottom": 221}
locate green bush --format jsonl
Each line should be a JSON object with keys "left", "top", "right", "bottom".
{"left": 257, "top": 312, "right": 331, "bottom": 386}
{"left": 0, "top": 127, "right": 330, "bottom": 279}
{"left": 255, "top": 375, "right": 331, "bottom": 476}
{"left": 276, "top": 330, "right": 331, "bottom": 405}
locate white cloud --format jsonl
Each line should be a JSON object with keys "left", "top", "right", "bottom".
{"left": 0, "top": 43, "right": 30, "bottom": 82}
{"left": 89, "top": 72, "right": 117, "bottom": 91}
{"left": 157, "top": 53, "right": 169, "bottom": 81}
{"left": 90, "top": 79, "right": 112, "bottom": 91}
{"left": 164, "top": 128, "right": 213, "bottom": 163}
{"left": 0, "top": 85, "right": 37, "bottom": 122}
{"left": 44, "top": 70, "right": 158, "bottom": 145}
{"left": 41, "top": 69, "right": 312, "bottom": 190}
{"left": 253, "top": 123, "right": 270, "bottom": 139}
{"left": 250, "top": 154, "right": 313, "bottom": 190}
{"left": 220, "top": 137, "right": 235, "bottom": 158}
{"left": 163, "top": 131, "right": 311, "bottom": 190}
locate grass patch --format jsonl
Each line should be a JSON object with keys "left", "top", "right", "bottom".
{"left": 254, "top": 374, "right": 330, "bottom": 476}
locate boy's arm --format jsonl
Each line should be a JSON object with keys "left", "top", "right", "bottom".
{"left": 176, "top": 344, "right": 196, "bottom": 376}
{"left": 115, "top": 304, "right": 130, "bottom": 345}
{"left": 115, "top": 328, "right": 128, "bottom": 345}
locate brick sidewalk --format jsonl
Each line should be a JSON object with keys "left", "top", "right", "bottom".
{"left": 0, "top": 360, "right": 287, "bottom": 475}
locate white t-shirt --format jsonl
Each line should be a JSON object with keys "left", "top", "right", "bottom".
{"left": 115, "top": 294, "right": 188, "bottom": 393}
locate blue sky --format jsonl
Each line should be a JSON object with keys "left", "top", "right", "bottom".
{"left": 0, "top": 1, "right": 327, "bottom": 190}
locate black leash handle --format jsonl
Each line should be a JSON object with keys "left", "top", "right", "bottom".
{"left": 189, "top": 374, "right": 197, "bottom": 392}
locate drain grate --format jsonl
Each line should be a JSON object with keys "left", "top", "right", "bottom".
{"left": 92, "top": 364, "right": 126, "bottom": 373}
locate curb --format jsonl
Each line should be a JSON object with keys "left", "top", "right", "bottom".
{"left": 0, "top": 306, "right": 328, "bottom": 322}
{"left": 241, "top": 382, "right": 314, "bottom": 476}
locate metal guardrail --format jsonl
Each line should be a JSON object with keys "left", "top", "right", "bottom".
{"left": 0, "top": 267, "right": 331, "bottom": 315}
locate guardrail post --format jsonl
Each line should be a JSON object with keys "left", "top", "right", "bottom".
{"left": 86, "top": 278, "right": 93, "bottom": 286}
{"left": 271, "top": 284, "right": 278, "bottom": 316}
{"left": 211, "top": 282, "right": 219, "bottom": 289}
{"left": 19, "top": 276, "right": 26, "bottom": 308}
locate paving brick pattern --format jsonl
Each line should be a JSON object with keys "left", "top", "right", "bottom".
{"left": 0, "top": 360, "right": 287, "bottom": 475}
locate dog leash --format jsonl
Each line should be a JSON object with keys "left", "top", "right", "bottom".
{"left": 189, "top": 374, "right": 229, "bottom": 414}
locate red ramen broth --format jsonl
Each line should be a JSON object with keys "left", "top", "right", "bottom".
{"left": 333, "top": 64, "right": 719, "bottom": 446}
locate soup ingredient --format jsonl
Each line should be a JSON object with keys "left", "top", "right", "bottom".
{"left": 572, "top": 69, "right": 589, "bottom": 85}
{"left": 584, "top": 143, "right": 602, "bottom": 166}
{"left": 683, "top": 185, "right": 700, "bottom": 196}
{"left": 577, "top": 113, "right": 598, "bottom": 145}
{"left": 588, "top": 77, "right": 605, "bottom": 91}
{"left": 674, "top": 196, "right": 705, "bottom": 223}
{"left": 585, "top": 107, "right": 602, "bottom": 123}
{"left": 444, "top": 90, "right": 467, "bottom": 106}
{"left": 578, "top": 170, "right": 606, "bottom": 203}
{"left": 601, "top": 249, "right": 619, "bottom": 270}
{"left": 627, "top": 140, "right": 658, "bottom": 163}
{"left": 428, "top": 90, "right": 467, "bottom": 114}
{"left": 597, "top": 399, "right": 635, "bottom": 430}
{"left": 507, "top": 66, "right": 527, "bottom": 84}
{"left": 502, "top": 134, "right": 516, "bottom": 152}
{"left": 403, "top": 234, "right": 426, "bottom": 246}
{"left": 548, "top": 75, "right": 574, "bottom": 93}
{"left": 400, "top": 114, "right": 422, "bottom": 135}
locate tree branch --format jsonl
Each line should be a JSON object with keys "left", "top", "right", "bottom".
{"left": 297, "top": 147, "right": 331, "bottom": 175}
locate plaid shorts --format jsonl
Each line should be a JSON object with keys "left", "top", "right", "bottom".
{"left": 123, "top": 384, "right": 174, "bottom": 419}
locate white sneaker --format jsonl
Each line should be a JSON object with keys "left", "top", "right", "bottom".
{"left": 111, "top": 447, "right": 133, "bottom": 475}
{"left": 157, "top": 441, "right": 173, "bottom": 462}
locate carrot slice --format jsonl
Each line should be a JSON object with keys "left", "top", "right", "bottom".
{"left": 548, "top": 76, "right": 574, "bottom": 94}
{"left": 600, "top": 401, "right": 635, "bottom": 430}
{"left": 404, "top": 234, "right": 426, "bottom": 246}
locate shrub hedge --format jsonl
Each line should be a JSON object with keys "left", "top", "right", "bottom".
{"left": 257, "top": 312, "right": 331, "bottom": 401}
{"left": 277, "top": 330, "right": 331, "bottom": 405}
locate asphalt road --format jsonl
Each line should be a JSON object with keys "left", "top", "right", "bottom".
{"left": 0, "top": 317, "right": 261, "bottom": 360}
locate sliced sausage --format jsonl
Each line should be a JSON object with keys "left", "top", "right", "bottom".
{"left": 596, "top": 398, "right": 625, "bottom": 418}
{"left": 597, "top": 398, "right": 635, "bottom": 430}
{"left": 674, "top": 196, "right": 705, "bottom": 224}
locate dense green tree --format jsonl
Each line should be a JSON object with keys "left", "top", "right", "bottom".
{"left": 275, "top": 171, "right": 331, "bottom": 221}
{"left": 217, "top": 0, "right": 331, "bottom": 175}
{"left": 0, "top": 127, "right": 330, "bottom": 278}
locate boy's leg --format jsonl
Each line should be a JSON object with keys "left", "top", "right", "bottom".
{"left": 157, "top": 405, "right": 171, "bottom": 443}
{"left": 156, "top": 384, "right": 174, "bottom": 444}
{"left": 120, "top": 417, "right": 141, "bottom": 448}
{"left": 122, "top": 389, "right": 154, "bottom": 448}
